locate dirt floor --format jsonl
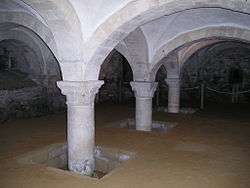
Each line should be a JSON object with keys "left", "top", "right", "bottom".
{"left": 0, "top": 103, "right": 250, "bottom": 188}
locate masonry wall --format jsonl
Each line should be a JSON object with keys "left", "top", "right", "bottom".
{"left": 150, "top": 42, "right": 250, "bottom": 107}
{"left": 0, "top": 40, "right": 65, "bottom": 123}
{"left": 181, "top": 42, "right": 250, "bottom": 104}
{"left": 0, "top": 86, "right": 65, "bottom": 123}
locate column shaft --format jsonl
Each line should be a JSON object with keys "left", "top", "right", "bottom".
{"left": 57, "top": 80, "right": 103, "bottom": 176}
{"left": 166, "top": 78, "right": 180, "bottom": 113}
{"left": 136, "top": 97, "right": 152, "bottom": 131}
{"left": 130, "top": 81, "right": 158, "bottom": 131}
{"left": 67, "top": 104, "right": 95, "bottom": 175}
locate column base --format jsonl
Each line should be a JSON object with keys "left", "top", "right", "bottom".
{"left": 168, "top": 104, "right": 180, "bottom": 113}
{"left": 69, "top": 159, "right": 95, "bottom": 176}
{"left": 168, "top": 108, "right": 179, "bottom": 114}
{"left": 57, "top": 80, "right": 104, "bottom": 177}
{"left": 136, "top": 126, "right": 152, "bottom": 132}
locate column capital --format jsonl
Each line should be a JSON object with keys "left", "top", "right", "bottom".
{"left": 165, "top": 77, "right": 180, "bottom": 86}
{"left": 130, "top": 81, "right": 158, "bottom": 98}
{"left": 57, "top": 80, "right": 104, "bottom": 106}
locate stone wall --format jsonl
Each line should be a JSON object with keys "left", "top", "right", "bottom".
{"left": 0, "top": 86, "right": 65, "bottom": 123}
{"left": 181, "top": 42, "right": 250, "bottom": 104}
{"left": 154, "top": 42, "right": 250, "bottom": 106}
{"left": 0, "top": 39, "right": 66, "bottom": 123}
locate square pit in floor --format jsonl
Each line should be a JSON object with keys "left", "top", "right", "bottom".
{"left": 106, "top": 119, "right": 177, "bottom": 133}
{"left": 17, "top": 143, "right": 134, "bottom": 179}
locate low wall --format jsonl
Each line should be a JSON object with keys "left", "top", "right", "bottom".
{"left": 0, "top": 86, "right": 65, "bottom": 123}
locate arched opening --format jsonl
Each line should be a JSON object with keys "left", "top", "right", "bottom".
{"left": 154, "top": 65, "right": 168, "bottom": 107}
{"left": 95, "top": 49, "right": 134, "bottom": 127}
{"left": 181, "top": 40, "right": 250, "bottom": 113}
{"left": 153, "top": 37, "right": 250, "bottom": 111}
{"left": 0, "top": 26, "right": 64, "bottom": 123}
{"left": 0, "top": 39, "right": 40, "bottom": 89}
{"left": 97, "top": 50, "right": 134, "bottom": 105}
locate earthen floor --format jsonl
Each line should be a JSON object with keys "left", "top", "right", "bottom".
{"left": 0, "top": 104, "right": 249, "bottom": 188}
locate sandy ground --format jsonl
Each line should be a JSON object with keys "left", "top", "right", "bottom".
{"left": 0, "top": 103, "right": 250, "bottom": 188}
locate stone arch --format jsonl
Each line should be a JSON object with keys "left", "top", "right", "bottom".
{"left": 16, "top": 0, "right": 83, "bottom": 62}
{"left": 115, "top": 28, "right": 151, "bottom": 81}
{"left": 150, "top": 26, "right": 250, "bottom": 81}
{"left": 155, "top": 64, "right": 168, "bottom": 84}
{"left": 0, "top": 15, "right": 57, "bottom": 57}
{"left": 84, "top": 0, "right": 250, "bottom": 80}
{"left": 98, "top": 49, "right": 134, "bottom": 81}
{"left": 1, "top": 0, "right": 85, "bottom": 81}
{"left": 175, "top": 40, "right": 250, "bottom": 72}
{"left": 86, "top": 26, "right": 150, "bottom": 81}
{"left": 180, "top": 40, "right": 250, "bottom": 70}
{"left": 178, "top": 39, "right": 222, "bottom": 67}
{"left": 182, "top": 40, "right": 250, "bottom": 73}
{"left": 0, "top": 28, "right": 46, "bottom": 73}
{"left": 0, "top": 39, "right": 44, "bottom": 75}
{"left": 0, "top": 22, "right": 62, "bottom": 77}
{"left": 115, "top": 42, "right": 136, "bottom": 80}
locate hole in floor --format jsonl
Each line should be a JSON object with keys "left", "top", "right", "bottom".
{"left": 17, "top": 143, "right": 134, "bottom": 179}
{"left": 156, "top": 107, "right": 198, "bottom": 114}
{"left": 106, "top": 118, "right": 177, "bottom": 133}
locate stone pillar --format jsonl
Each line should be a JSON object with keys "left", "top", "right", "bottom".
{"left": 57, "top": 80, "right": 103, "bottom": 176}
{"left": 165, "top": 77, "right": 180, "bottom": 113}
{"left": 130, "top": 82, "right": 158, "bottom": 131}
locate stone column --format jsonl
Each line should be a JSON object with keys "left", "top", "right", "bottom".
{"left": 165, "top": 77, "right": 180, "bottom": 113}
{"left": 57, "top": 80, "right": 103, "bottom": 176}
{"left": 130, "top": 82, "right": 158, "bottom": 131}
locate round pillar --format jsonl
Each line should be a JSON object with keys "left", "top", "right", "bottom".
{"left": 130, "top": 82, "right": 158, "bottom": 131}
{"left": 135, "top": 97, "right": 152, "bottom": 131}
{"left": 165, "top": 78, "right": 180, "bottom": 113}
{"left": 57, "top": 80, "right": 103, "bottom": 176}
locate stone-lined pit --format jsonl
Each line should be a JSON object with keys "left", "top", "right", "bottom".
{"left": 106, "top": 119, "right": 177, "bottom": 133}
{"left": 17, "top": 143, "right": 134, "bottom": 179}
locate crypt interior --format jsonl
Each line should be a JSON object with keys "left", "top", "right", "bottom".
{"left": 0, "top": 1, "right": 250, "bottom": 188}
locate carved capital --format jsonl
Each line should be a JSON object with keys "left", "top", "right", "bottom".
{"left": 57, "top": 80, "right": 104, "bottom": 106}
{"left": 130, "top": 81, "right": 158, "bottom": 98}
